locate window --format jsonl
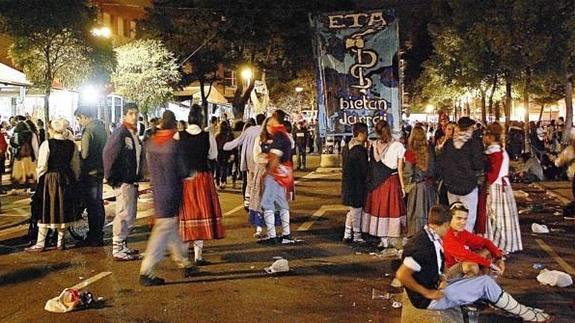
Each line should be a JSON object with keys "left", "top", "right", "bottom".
{"left": 224, "top": 70, "right": 236, "bottom": 88}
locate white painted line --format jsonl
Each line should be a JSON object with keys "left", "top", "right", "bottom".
{"left": 297, "top": 205, "right": 347, "bottom": 231}
{"left": 535, "top": 239, "right": 575, "bottom": 276}
{"left": 224, "top": 205, "right": 244, "bottom": 216}
{"left": 69, "top": 271, "right": 112, "bottom": 290}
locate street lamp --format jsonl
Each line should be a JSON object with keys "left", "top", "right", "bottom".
{"left": 241, "top": 67, "right": 252, "bottom": 83}
{"left": 91, "top": 26, "right": 111, "bottom": 38}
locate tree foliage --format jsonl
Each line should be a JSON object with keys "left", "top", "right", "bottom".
{"left": 112, "top": 39, "right": 180, "bottom": 116}
{"left": 269, "top": 69, "right": 317, "bottom": 114}
{"left": 0, "top": 0, "right": 115, "bottom": 124}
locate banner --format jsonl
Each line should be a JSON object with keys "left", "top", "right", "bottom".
{"left": 311, "top": 10, "right": 400, "bottom": 136}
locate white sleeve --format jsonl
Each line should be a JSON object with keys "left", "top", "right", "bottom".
{"left": 208, "top": 132, "right": 218, "bottom": 160}
{"left": 403, "top": 256, "right": 422, "bottom": 272}
{"left": 36, "top": 141, "right": 50, "bottom": 178}
{"left": 393, "top": 141, "right": 406, "bottom": 159}
{"left": 223, "top": 130, "right": 246, "bottom": 151}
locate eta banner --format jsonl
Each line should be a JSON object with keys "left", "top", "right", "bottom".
{"left": 310, "top": 10, "right": 400, "bottom": 136}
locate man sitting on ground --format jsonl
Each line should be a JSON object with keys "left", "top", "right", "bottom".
{"left": 443, "top": 202, "right": 504, "bottom": 277}
{"left": 396, "top": 205, "right": 549, "bottom": 322}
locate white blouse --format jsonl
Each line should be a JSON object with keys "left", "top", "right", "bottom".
{"left": 372, "top": 140, "right": 405, "bottom": 169}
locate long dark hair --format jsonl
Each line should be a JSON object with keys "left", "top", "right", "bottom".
{"left": 188, "top": 104, "right": 203, "bottom": 127}
{"left": 160, "top": 110, "right": 177, "bottom": 130}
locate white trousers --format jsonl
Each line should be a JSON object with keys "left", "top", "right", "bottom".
{"left": 140, "top": 217, "right": 191, "bottom": 276}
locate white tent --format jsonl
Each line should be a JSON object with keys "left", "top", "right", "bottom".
{"left": 173, "top": 85, "right": 228, "bottom": 105}
{"left": 0, "top": 63, "right": 31, "bottom": 87}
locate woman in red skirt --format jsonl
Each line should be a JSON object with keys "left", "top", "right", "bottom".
{"left": 175, "top": 105, "right": 225, "bottom": 266}
{"left": 362, "top": 120, "right": 406, "bottom": 250}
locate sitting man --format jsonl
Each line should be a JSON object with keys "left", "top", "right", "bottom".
{"left": 515, "top": 153, "right": 544, "bottom": 183}
{"left": 396, "top": 205, "right": 550, "bottom": 322}
{"left": 443, "top": 202, "right": 504, "bottom": 277}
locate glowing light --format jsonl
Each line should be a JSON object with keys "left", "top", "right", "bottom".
{"left": 295, "top": 87, "right": 304, "bottom": 93}
{"left": 91, "top": 26, "right": 111, "bottom": 38}
{"left": 81, "top": 85, "right": 99, "bottom": 104}
{"left": 425, "top": 104, "right": 434, "bottom": 114}
{"left": 241, "top": 68, "right": 252, "bottom": 81}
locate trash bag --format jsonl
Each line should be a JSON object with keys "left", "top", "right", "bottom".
{"left": 536, "top": 269, "right": 573, "bottom": 288}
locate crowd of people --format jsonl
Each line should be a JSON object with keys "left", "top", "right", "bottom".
{"left": 1, "top": 105, "right": 563, "bottom": 320}
{"left": 340, "top": 114, "right": 553, "bottom": 321}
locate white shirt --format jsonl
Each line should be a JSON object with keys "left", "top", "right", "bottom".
{"left": 402, "top": 225, "right": 444, "bottom": 276}
{"left": 373, "top": 141, "right": 405, "bottom": 169}
{"left": 223, "top": 125, "right": 261, "bottom": 172}
{"left": 127, "top": 128, "right": 142, "bottom": 175}
{"left": 36, "top": 134, "right": 80, "bottom": 179}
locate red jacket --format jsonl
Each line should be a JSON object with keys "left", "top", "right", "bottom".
{"left": 0, "top": 132, "right": 7, "bottom": 153}
{"left": 443, "top": 228, "right": 502, "bottom": 268}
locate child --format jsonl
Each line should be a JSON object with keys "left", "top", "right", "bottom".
{"left": 341, "top": 122, "right": 369, "bottom": 243}
{"left": 482, "top": 123, "right": 522, "bottom": 253}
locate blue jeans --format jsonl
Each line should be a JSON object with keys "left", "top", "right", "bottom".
{"left": 427, "top": 276, "right": 503, "bottom": 310}
{"left": 82, "top": 176, "right": 105, "bottom": 242}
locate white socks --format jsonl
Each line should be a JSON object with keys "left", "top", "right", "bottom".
{"left": 494, "top": 292, "right": 549, "bottom": 322}
{"left": 34, "top": 226, "right": 48, "bottom": 248}
{"left": 279, "top": 210, "right": 290, "bottom": 237}
{"left": 193, "top": 240, "right": 204, "bottom": 261}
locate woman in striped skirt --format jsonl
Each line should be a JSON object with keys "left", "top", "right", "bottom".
{"left": 483, "top": 123, "right": 522, "bottom": 253}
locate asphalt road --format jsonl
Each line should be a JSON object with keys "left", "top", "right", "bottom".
{"left": 0, "top": 157, "right": 573, "bottom": 322}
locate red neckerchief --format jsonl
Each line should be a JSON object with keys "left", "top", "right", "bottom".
{"left": 123, "top": 121, "right": 137, "bottom": 132}
{"left": 151, "top": 129, "right": 176, "bottom": 145}
{"left": 269, "top": 124, "right": 287, "bottom": 136}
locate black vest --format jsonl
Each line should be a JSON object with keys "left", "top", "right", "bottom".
{"left": 178, "top": 130, "right": 210, "bottom": 175}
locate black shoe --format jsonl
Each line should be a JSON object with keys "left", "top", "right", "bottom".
{"left": 183, "top": 266, "right": 199, "bottom": 278}
{"left": 342, "top": 237, "right": 353, "bottom": 244}
{"left": 193, "top": 258, "right": 211, "bottom": 266}
{"left": 257, "top": 237, "right": 278, "bottom": 245}
{"left": 139, "top": 275, "right": 165, "bottom": 286}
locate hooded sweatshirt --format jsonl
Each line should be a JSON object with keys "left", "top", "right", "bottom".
{"left": 438, "top": 128, "right": 485, "bottom": 196}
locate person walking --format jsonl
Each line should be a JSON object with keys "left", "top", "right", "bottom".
{"left": 362, "top": 120, "right": 406, "bottom": 250}
{"left": 404, "top": 125, "right": 436, "bottom": 237}
{"left": 481, "top": 123, "right": 523, "bottom": 253}
{"left": 224, "top": 114, "right": 265, "bottom": 209}
{"left": 74, "top": 107, "right": 108, "bottom": 247}
{"left": 11, "top": 117, "right": 38, "bottom": 192}
{"left": 341, "top": 122, "right": 369, "bottom": 243}
{"left": 103, "top": 103, "right": 145, "bottom": 261}
{"left": 139, "top": 110, "right": 197, "bottom": 286}
{"left": 177, "top": 105, "right": 224, "bottom": 266}
{"left": 438, "top": 117, "right": 485, "bottom": 232}
{"left": 25, "top": 118, "right": 80, "bottom": 252}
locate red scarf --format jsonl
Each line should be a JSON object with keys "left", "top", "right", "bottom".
{"left": 123, "top": 121, "right": 137, "bottom": 132}
{"left": 269, "top": 124, "right": 287, "bottom": 136}
{"left": 151, "top": 129, "right": 176, "bottom": 145}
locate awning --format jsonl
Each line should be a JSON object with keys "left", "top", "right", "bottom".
{"left": 174, "top": 85, "right": 228, "bottom": 105}
{"left": 0, "top": 63, "right": 31, "bottom": 87}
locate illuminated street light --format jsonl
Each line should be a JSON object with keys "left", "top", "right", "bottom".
{"left": 81, "top": 85, "right": 99, "bottom": 104}
{"left": 295, "top": 86, "right": 304, "bottom": 93}
{"left": 425, "top": 104, "right": 434, "bottom": 114}
{"left": 91, "top": 26, "right": 111, "bottom": 38}
{"left": 241, "top": 67, "right": 252, "bottom": 82}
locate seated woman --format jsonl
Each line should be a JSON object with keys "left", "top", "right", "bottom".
{"left": 443, "top": 202, "right": 504, "bottom": 277}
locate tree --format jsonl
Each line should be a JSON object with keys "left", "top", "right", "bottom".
{"left": 269, "top": 69, "right": 317, "bottom": 114}
{"left": 112, "top": 39, "right": 180, "bottom": 119}
{"left": 0, "top": 0, "right": 114, "bottom": 126}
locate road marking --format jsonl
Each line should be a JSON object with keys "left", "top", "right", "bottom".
{"left": 297, "top": 204, "right": 347, "bottom": 231}
{"left": 69, "top": 271, "right": 112, "bottom": 290}
{"left": 224, "top": 205, "right": 244, "bottom": 216}
{"left": 535, "top": 239, "right": 575, "bottom": 275}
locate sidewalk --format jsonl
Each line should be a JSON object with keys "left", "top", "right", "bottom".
{"left": 534, "top": 181, "right": 573, "bottom": 204}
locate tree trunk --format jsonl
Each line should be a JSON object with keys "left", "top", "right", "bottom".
{"left": 495, "top": 101, "right": 501, "bottom": 121}
{"left": 538, "top": 103, "right": 545, "bottom": 121}
{"left": 563, "top": 77, "right": 573, "bottom": 144}
{"left": 488, "top": 76, "right": 498, "bottom": 121}
{"left": 505, "top": 78, "right": 512, "bottom": 130}
{"left": 523, "top": 69, "right": 531, "bottom": 152}
{"left": 199, "top": 78, "right": 209, "bottom": 127}
{"left": 232, "top": 80, "right": 255, "bottom": 119}
{"left": 43, "top": 87, "right": 51, "bottom": 130}
{"left": 481, "top": 89, "right": 487, "bottom": 123}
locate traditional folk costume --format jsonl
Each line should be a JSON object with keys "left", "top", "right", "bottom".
{"left": 404, "top": 147, "right": 436, "bottom": 237}
{"left": 260, "top": 124, "right": 294, "bottom": 244}
{"left": 26, "top": 127, "right": 80, "bottom": 251}
{"left": 178, "top": 125, "right": 224, "bottom": 262}
{"left": 362, "top": 141, "right": 406, "bottom": 244}
{"left": 482, "top": 144, "right": 523, "bottom": 253}
{"left": 11, "top": 122, "right": 38, "bottom": 185}
{"left": 341, "top": 138, "right": 368, "bottom": 242}
{"left": 247, "top": 138, "right": 280, "bottom": 237}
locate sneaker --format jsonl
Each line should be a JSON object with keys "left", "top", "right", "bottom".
{"left": 139, "top": 275, "right": 165, "bottom": 286}
{"left": 113, "top": 251, "right": 140, "bottom": 261}
{"left": 253, "top": 232, "right": 267, "bottom": 240}
{"left": 193, "top": 258, "right": 211, "bottom": 266}
{"left": 257, "top": 237, "right": 278, "bottom": 245}
{"left": 122, "top": 242, "right": 139, "bottom": 255}
{"left": 281, "top": 235, "right": 296, "bottom": 244}
{"left": 24, "top": 245, "right": 45, "bottom": 252}
{"left": 353, "top": 237, "right": 366, "bottom": 244}
{"left": 183, "top": 266, "right": 199, "bottom": 278}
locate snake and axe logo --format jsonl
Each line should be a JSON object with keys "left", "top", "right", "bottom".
{"left": 346, "top": 29, "right": 378, "bottom": 94}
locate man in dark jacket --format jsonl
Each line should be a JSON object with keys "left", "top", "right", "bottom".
{"left": 438, "top": 117, "right": 485, "bottom": 232}
{"left": 103, "top": 103, "right": 145, "bottom": 261}
{"left": 294, "top": 121, "right": 309, "bottom": 170}
{"left": 75, "top": 107, "right": 108, "bottom": 247}
{"left": 139, "top": 110, "right": 197, "bottom": 286}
